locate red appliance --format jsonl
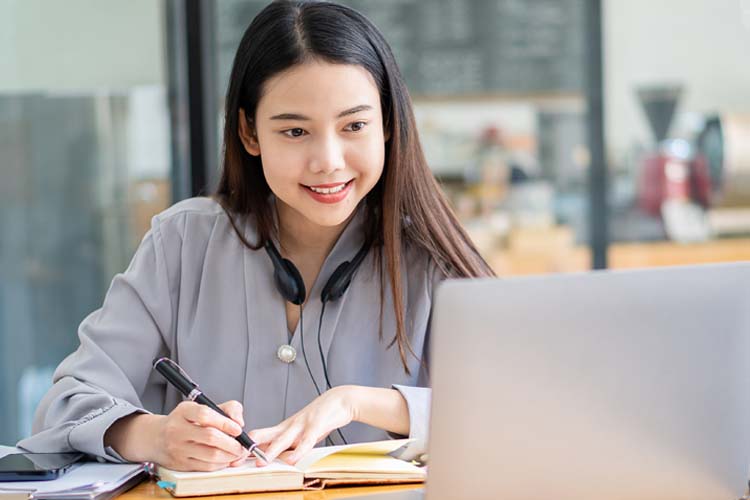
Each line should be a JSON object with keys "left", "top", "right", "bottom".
{"left": 636, "top": 86, "right": 711, "bottom": 216}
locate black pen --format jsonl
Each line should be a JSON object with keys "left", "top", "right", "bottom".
{"left": 152, "top": 357, "right": 269, "bottom": 464}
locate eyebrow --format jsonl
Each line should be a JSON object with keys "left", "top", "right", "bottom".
{"left": 269, "top": 104, "right": 373, "bottom": 121}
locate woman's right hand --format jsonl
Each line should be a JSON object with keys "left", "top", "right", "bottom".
{"left": 105, "top": 400, "right": 249, "bottom": 471}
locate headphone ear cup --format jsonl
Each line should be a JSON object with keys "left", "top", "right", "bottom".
{"left": 320, "top": 242, "right": 371, "bottom": 304}
{"left": 265, "top": 240, "right": 306, "bottom": 305}
{"left": 321, "top": 261, "right": 353, "bottom": 303}
{"left": 275, "top": 259, "right": 306, "bottom": 305}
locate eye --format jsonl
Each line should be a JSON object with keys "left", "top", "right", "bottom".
{"left": 282, "top": 128, "right": 307, "bottom": 138}
{"left": 345, "top": 121, "right": 367, "bottom": 132}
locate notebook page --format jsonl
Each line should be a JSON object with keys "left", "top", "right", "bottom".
{"left": 159, "top": 459, "right": 298, "bottom": 480}
{"left": 304, "top": 453, "right": 424, "bottom": 475}
{"left": 295, "top": 439, "right": 413, "bottom": 472}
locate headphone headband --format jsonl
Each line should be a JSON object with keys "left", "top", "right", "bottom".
{"left": 264, "top": 239, "right": 370, "bottom": 305}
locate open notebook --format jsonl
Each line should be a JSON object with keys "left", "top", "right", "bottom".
{"left": 155, "top": 439, "right": 425, "bottom": 496}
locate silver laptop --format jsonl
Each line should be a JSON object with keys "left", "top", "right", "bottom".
{"left": 425, "top": 262, "right": 750, "bottom": 500}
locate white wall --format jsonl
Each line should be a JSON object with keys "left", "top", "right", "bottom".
{"left": 603, "top": 0, "right": 750, "bottom": 164}
{"left": 0, "top": 0, "right": 165, "bottom": 92}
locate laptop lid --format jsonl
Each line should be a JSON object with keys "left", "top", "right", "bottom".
{"left": 427, "top": 262, "right": 750, "bottom": 500}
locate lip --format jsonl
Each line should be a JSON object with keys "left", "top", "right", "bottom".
{"left": 301, "top": 179, "right": 354, "bottom": 204}
{"left": 307, "top": 181, "right": 349, "bottom": 189}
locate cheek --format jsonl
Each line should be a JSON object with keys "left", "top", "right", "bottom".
{"left": 260, "top": 145, "right": 303, "bottom": 188}
{"left": 349, "top": 139, "right": 385, "bottom": 181}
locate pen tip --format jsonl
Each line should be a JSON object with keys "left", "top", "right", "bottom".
{"left": 253, "top": 448, "right": 269, "bottom": 464}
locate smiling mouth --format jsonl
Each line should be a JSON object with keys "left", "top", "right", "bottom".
{"left": 303, "top": 179, "right": 353, "bottom": 194}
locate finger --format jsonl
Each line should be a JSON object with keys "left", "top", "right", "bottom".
{"left": 183, "top": 403, "right": 244, "bottom": 437}
{"left": 229, "top": 444, "right": 251, "bottom": 468}
{"left": 263, "top": 425, "right": 301, "bottom": 464}
{"left": 185, "top": 442, "right": 240, "bottom": 466}
{"left": 255, "top": 448, "right": 293, "bottom": 467}
{"left": 248, "top": 425, "right": 285, "bottom": 445}
{"left": 183, "top": 455, "right": 233, "bottom": 472}
{"left": 229, "top": 455, "right": 248, "bottom": 468}
{"left": 286, "top": 433, "right": 319, "bottom": 465}
{"left": 187, "top": 424, "right": 245, "bottom": 458}
{"left": 218, "top": 400, "right": 245, "bottom": 427}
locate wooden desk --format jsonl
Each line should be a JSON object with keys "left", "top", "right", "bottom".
{"left": 121, "top": 480, "right": 423, "bottom": 500}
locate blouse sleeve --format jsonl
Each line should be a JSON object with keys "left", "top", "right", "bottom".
{"left": 387, "top": 258, "right": 445, "bottom": 463}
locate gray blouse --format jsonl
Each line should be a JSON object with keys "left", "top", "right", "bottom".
{"left": 18, "top": 197, "right": 438, "bottom": 463}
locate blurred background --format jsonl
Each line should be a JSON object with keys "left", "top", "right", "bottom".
{"left": 1, "top": 0, "right": 749, "bottom": 445}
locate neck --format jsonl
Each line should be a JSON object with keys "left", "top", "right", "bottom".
{"left": 275, "top": 200, "right": 354, "bottom": 259}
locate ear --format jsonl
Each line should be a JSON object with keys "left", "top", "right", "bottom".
{"left": 238, "top": 108, "right": 261, "bottom": 156}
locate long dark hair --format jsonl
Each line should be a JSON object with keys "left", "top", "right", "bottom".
{"left": 215, "top": 0, "right": 495, "bottom": 374}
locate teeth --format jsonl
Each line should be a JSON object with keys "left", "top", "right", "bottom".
{"left": 309, "top": 183, "right": 347, "bottom": 194}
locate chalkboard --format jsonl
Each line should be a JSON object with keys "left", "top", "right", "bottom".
{"left": 216, "top": 0, "right": 585, "bottom": 97}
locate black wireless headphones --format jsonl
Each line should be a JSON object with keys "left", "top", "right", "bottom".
{"left": 264, "top": 238, "right": 371, "bottom": 446}
{"left": 264, "top": 239, "right": 370, "bottom": 306}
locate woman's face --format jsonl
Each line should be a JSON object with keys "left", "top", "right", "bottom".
{"left": 239, "top": 60, "right": 386, "bottom": 228}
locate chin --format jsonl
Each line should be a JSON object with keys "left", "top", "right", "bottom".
{"left": 276, "top": 187, "right": 363, "bottom": 229}
{"left": 301, "top": 206, "right": 357, "bottom": 228}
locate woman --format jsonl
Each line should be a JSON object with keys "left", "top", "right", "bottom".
{"left": 19, "top": 0, "right": 493, "bottom": 471}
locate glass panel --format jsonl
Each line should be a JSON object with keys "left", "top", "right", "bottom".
{"left": 0, "top": 0, "right": 172, "bottom": 445}
{"left": 604, "top": 0, "right": 750, "bottom": 267}
{"left": 213, "top": 0, "right": 592, "bottom": 276}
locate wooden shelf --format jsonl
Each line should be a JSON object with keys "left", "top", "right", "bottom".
{"left": 488, "top": 238, "right": 750, "bottom": 276}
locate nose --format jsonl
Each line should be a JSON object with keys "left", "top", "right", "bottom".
{"left": 308, "top": 133, "right": 346, "bottom": 175}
